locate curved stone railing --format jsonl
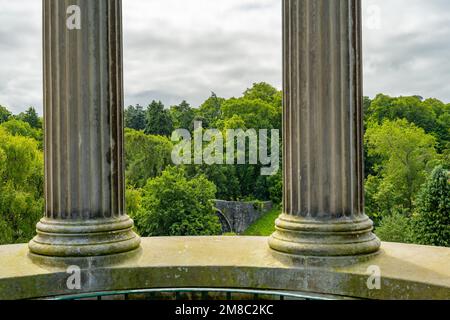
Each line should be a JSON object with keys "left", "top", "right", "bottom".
{"left": 1, "top": 237, "right": 449, "bottom": 300}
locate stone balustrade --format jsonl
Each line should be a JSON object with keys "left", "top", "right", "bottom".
{"left": 1, "top": 238, "right": 450, "bottom": 300}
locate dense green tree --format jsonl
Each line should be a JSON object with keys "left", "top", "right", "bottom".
{"left": 436, "top": 111, "right": 450, "bottom": 149}
{"left": 220, "top": 97, "right": 280, "bottom": 130}
{"left": 218, "top": 83, "right": 282, "bottom": 131}
{"left": 443, "top": 143, "right": 450, "bottom": 169}
{"left": 363, "top": 96, "right": 372, "bottom": 118}
{"left": 124, "top": 104, "right": 146, "bottom": 131}
{"left": 16, "top": 107, "right": 42, "bottom": 129}
{"left": 169, "top": 100, "right": 196, "bottom": 131}
{"left": 199, "top": 84, "right": 283, "bottom": 202}
{"left": 0, "top": 105, "right": 12, "bottom": 124}
{"left": 0, "top": 127, "right": 44, "bottom": 244}
{"left": 234, "top": 165, "right": 260, "bottom": 200}
{"left": 367, "top": 94, "right": 450, "bottom": 150}
{"left": 0, "top": 128, "right": 43, "bottom": 190}
{"left": 365, "top": 119, "right": 440, "bottom": 218}
{"left": 125, "top": 129, "right": 173, "bottom": 188}
{"left": 196, "top": 92, "right": 224, "bottom": 128}
{"left": 375, "top": 211, "right": 414, "bottom": 244}
{"left": 134, "top": 166, "right": 222, "bottom": 237}
{"left": 243, "top": 82, "right": 281, "bottom": 106}
{"left": 412, "top": 166, "right": 450, "bottom": 247}
{"left": 144, "top": 101, "right": 173, "bottom": 136}
{"left": 0, "top": 185, "right": 43, "bottom": 244}
{"left": 1, "top": 87, "right": 449, "bottom": 247}
{"left": 363, "top": 96, "right": 379, "bottom": 178}
{"left": 253, "top": 175, "right": 271, "bottom": 201}
{"left": 184, "top": 164, "right": 241, "bottom": 201}
{"left": 221, "top": 114, "right": 246, "bottom": 130}
{"left": 267, "top": 170, "right": 283, "bottom": 205}
{"left": 125, "top": 187, "right": 142, "bottom": 218}
{"left": 0, "top": 119, "right": 42, "bottom": 148}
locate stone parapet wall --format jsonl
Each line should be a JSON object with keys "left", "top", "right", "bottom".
{"left": 0, "top": 239, "right": 449, "bottom": 300}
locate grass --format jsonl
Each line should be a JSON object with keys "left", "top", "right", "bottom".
{"left": 243, "top": 206, "right": 281, "bottom": 236}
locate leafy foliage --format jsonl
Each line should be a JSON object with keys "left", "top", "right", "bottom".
{"left": 125, "top": 129, "right": 173, "bottom": 188}
{"left": 184, "top": 164, "right": 241, "bottom": 201}
{"left": 243, "top": 82, "right": 282, "bottom": 107}
{"left": 363, "top": 96, "right": 449, "bottom": 245}
{"left": 366, "top": 94, "right": 450, "bottom": 151}
{"left": 125, "top": 187, "right": 142, "bottom": 218}
{"left": 220, "top": 97, "right": 280, "bottom": 130}
{"left": 0, "top": 86, "right": 449, "bottom": 247}
{"left": 365, "top": 119, "right": 439, "bottom": 218}
{"left": 196, "top": 93, "right": 224, "bottom": 128}
{"left": 144, "top": 101, "right": 173, "bottom": 136}
{"left": 412, "top": 166, "right": 450, "bottom": 247}
{"left": 0, "top": 105, "right": 12, "bottom": 124}
{"left": 1, "top": 119, "right": 43, "bottom": 148}
{"left": 133, "top": 167, "right": 222, "bottom": 236}
{"left": 375, "top": 211, "right": 414, "bottom": 244}
{"left": 16, "top": 107, "right": 42, "bottom": 129}
{"left": 0, "top": 127, "right": 43, "bottom": 244}
{"left": 170, "top": 100, "right": 196, "bottom": 131}
{"left": 124, "top": 104, "right": 146, "bottom": 131}
{"left": 267, "top": 170, "right": 283, "bottom": 205}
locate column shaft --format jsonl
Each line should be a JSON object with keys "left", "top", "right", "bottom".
{"left": 269, "top": 0, "right": 380, "bottom": 257}
{"left": 29, "top": 0, "right": 140, "bottom": 257}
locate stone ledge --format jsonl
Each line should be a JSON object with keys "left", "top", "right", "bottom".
{"left": 0, "top": 237, "right": 449, "bottom": 300}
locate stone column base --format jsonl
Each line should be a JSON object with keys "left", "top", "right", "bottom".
{"left": 28, "top": 216, "right": 141, "bottom": 257}
{"left": 269, "top": 214, "right": 381, "bottom": 257}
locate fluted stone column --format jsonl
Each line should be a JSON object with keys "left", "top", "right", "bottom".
{"left": 269, "top": 0, "right": 380, "bottom": 257}
{"left": 29, "top": 0, "right": 140, "bottom": 257}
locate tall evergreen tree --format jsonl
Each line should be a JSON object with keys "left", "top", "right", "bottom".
{"left": 412, "top": 166, "right": 450, "bottom": 247}
{"left": 124, "top": 104, "right": 146, "bottom": 131}
{"left": 144, "top": 101, "right": 173, "bottom": 137}
{"left": 197, "top": 92, "right": 224, "bottom": 128}
{"left": 169, "top": 100, "right": 195, "bottom": 131}
{"left": 17, "top": 107, "right": 42, "bottom": 129}
{"left": 0, "top": 105, "right": 12, "bottom": 124}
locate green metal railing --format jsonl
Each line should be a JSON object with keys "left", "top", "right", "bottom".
{"left": 48, "top": 288, "right": 349, "bottom": 301}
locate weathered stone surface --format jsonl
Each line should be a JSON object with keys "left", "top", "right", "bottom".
{"left": 1, "top": 238, "right": 449, "bottom": 300}
{"left": 269, "top": 0, "right": 380, "bottom": 256}
{"left": 215, "top": 200, "right": 272, "bottom": 234}
{"left": 29, "top": 0, "right": 140, "bottom": 257}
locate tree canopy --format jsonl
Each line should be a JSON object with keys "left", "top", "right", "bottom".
{"left": 133, "top": 166, "right": 222, "bottom": 237}
{"left": 144, "top": 101, "right": 173, "bottom": 136}
{"left": 0, "top": 127, "right": 43, "bottom": 244}
{"left": 125, "top": 129, "right": 173, "bottom": 188}
{"left": 412, "top": 166, "right": 450, "bottom": 247}
{"left": 365, "top": 119, "right": 440, "bottom": 220}
{"left": 0, "top": 105, "right": 12, "bottom": 124}
{"left": 169, "top": 100, "right": 196, "bottom": 131}
{"left": 16, "top": 107, "right": 42, "bottom": 129}
{"left": 366, "top": 94, "right": 450, "bottom": 151}
{"left": 0, "top": 85, "right": 449, "bottom": 247}
{"left": 124, "top": 104, "right": 146, "bottom": 131}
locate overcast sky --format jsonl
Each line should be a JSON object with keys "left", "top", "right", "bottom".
{"left": 0, "top": 0, "right": 449, "bottom": 114}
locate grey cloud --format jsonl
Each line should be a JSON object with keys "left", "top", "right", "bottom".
{"left": 1, "top": 0, "right": 450, "bottom": 115}
{"left": 362, "top": 0, "right": 450, "bottom": 100}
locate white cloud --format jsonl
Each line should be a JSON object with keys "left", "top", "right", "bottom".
{"left": 362, "top": 0, "right": 450, "bottom": 100}
{"left": 0, "top": 0, "right": 449, "bottom": 114}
